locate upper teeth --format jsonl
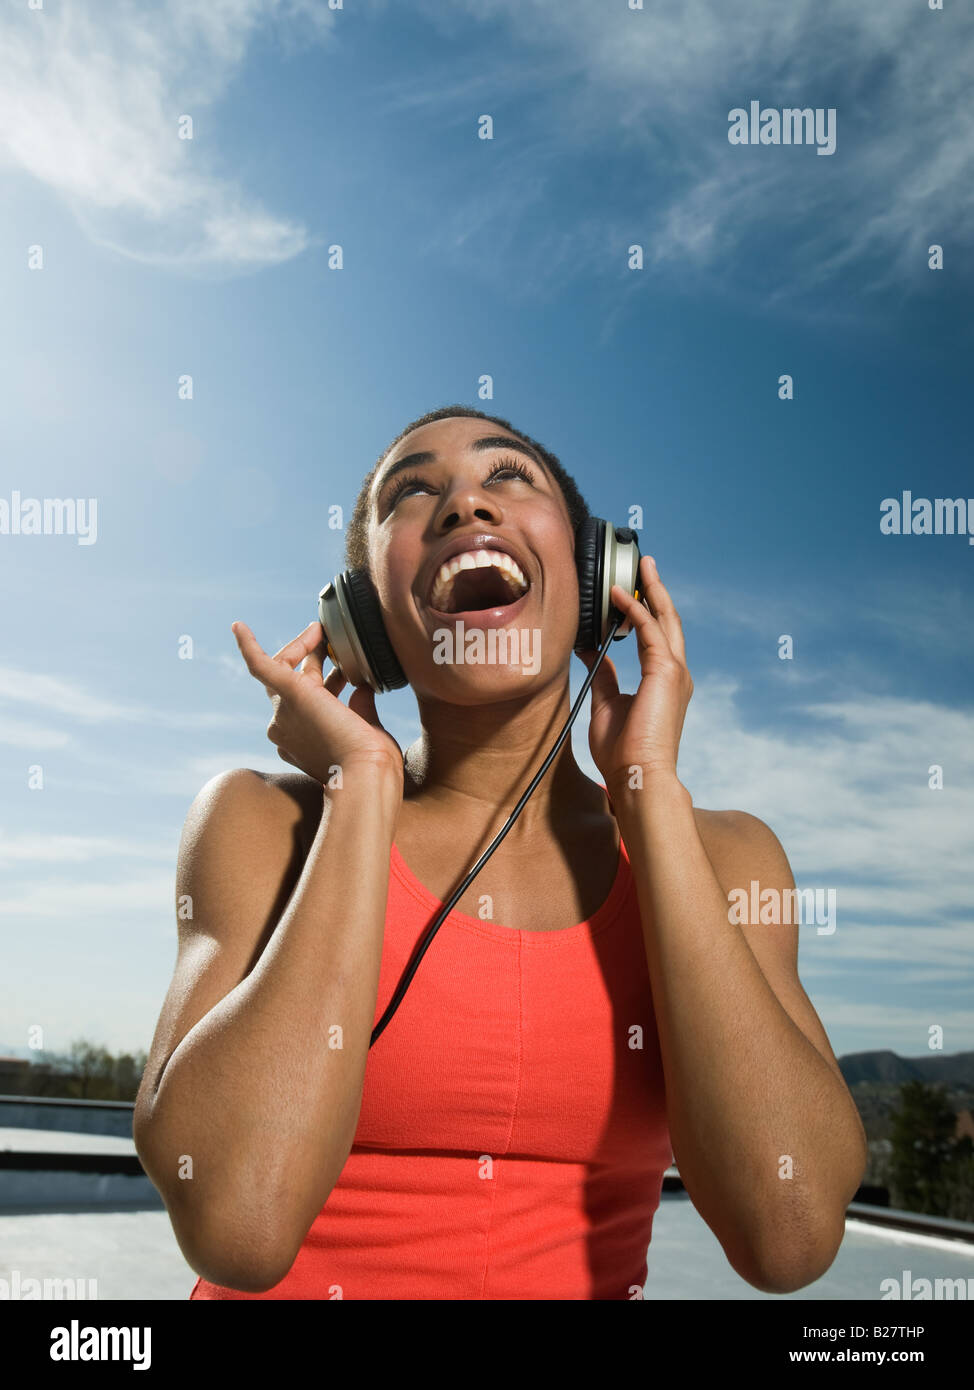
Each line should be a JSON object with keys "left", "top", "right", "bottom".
{"left": 429, "top": 548, "right": 529, "bottom": 610}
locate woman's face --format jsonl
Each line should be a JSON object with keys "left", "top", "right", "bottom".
{"left": 365, "top": 416, "right": 579, "bottom": 703}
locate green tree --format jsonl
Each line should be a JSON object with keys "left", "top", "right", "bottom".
{"left": 12, "top": 1042, "right": 147, "bottom": 1100}
{"left": 66, "top": 1040, "right": 115, "bottom": 1099}
{"left": 888, "top": 1081, "right": 957, "bottom": 1217}
{"left": 940, "top": 1133, "right": 974, "bottom": 1223}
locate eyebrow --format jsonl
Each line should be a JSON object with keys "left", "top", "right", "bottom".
{"left": 373, "top": 435, "right": 549, "bottom": 509}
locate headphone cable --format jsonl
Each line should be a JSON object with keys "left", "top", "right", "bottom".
{"left": 370, "top": 611, "right": 624, "bottom": 1048}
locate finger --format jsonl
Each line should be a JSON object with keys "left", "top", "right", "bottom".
{"left": 348, "top": 683, "right": 381, "bottom": 728}
{"left": 609, "top": 583, "right": 676, "bottom": 675}
{"left": 231, "top": 621, "right": 294, "bottom": 697}
{"left": 272, "top": 621, "right": 324, "bottom": 670}
{"left": 324, "top": 664, "right": 347, "bottom": 697}
{"left": 639, "top": 556, "right": 687, "bottom": 665}
{"left": 300, "top": 638, "right": 327, "bottom": 685}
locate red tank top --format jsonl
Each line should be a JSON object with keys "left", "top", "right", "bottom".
{"left": 190, "top": 826, "right": 672, "bottom": 1300}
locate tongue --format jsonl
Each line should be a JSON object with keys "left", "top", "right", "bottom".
{"left": 446, "top": 567, "right": 521, "bottom": 612}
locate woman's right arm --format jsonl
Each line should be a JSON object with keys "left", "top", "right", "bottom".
{"left": 133, "top": 760, "right": 401, "bottom": 1294}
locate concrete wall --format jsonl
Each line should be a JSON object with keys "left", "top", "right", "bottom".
{"left": 0, "top": 1170, "right": 163, "bottom": 1209}
{"left": 0, "top": 1095, "right": 134, "bottom": 1138}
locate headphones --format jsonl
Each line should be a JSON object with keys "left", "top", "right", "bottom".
{"left": 318, "top": 516, "right": 642, "bottom": 692}
{"left": 316, "top": 516, "right": 643, "bottom": 1048}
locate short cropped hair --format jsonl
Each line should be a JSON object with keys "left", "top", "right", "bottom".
{"left": 344, "top": 405, "right": 591, "bottom": 574}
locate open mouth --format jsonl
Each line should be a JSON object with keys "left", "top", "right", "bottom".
{"left": 426, "top": 548, "right": 530, "bottom": 615}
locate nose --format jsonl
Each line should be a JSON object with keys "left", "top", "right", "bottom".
{"left": 433, "top": 479, "right": 501, "bottom": 533}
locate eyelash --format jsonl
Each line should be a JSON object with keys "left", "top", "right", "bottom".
{"left": 385, "top": 457, "right": 536, "bottom": 508}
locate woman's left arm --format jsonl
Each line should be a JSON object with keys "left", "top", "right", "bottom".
{"left": 581, "top": 556, "right": 868, "bottom": 1296}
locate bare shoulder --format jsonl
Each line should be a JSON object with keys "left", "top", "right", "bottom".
{"left": 136, "top": 770, "right": 326, "bottom": 1113}
{"left": 192, "top": 766, "right": 323, "bottom": 815}
{"left": 185, "top": 768, "right": 324, "bottom": 860}
{"left": 174, "top": 769, "right": 327, "bottom": 948}
{"left": 252, "top": 769, "right": 326, "bottom": 842}
{"left": 692, "top": 807, "right": 792, "bottom": 891}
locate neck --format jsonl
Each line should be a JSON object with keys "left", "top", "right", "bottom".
{"left": 402, "top": 675, "right": 603, "bottom": 836}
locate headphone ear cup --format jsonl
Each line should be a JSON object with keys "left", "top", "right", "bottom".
{"left": 574, "top": 516, "right": 605, "bottom": 654}
{"left": 343, "top": 569, "right": 408, "bottom": 692}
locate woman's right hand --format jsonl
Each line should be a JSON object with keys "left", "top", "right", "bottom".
{"left": 231, "top": 620, "right": 404, "bottom": 787}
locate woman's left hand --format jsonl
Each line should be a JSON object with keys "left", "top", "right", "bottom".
{"left": 577, "top": 555, "right": 693, "bottom": 792}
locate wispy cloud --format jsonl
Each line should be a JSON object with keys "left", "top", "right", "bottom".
{"left": 0, "top": 666, "right": 245, "bottom": 730}
{"left": 0, "top": 831, "right": 174, "bottom": 865}
{"left": 398, "top": 0, "right": 974, "bottom": 300}
{"left": 0, "top": 873, "right": 175, "bottom": 919}
{"left": 0, "top": 0, "right": 336, "bottom": 271}
{"left": 0, "top": 719, "right": 72, "bottom": 750}
{"left": 677, "top": 678, "right": 974, "bottom": 943}
{"left": 2, "top": 669, "right": 970, "bottom": 1052}
{"left": 677, "top": 571, "right": 974, "bottom": 672}
{"left": 6, "top": 0, "right": 965, "bottom": 296}
{"left": 136, "top": 750, "right": 288, "bottom": 797}
{"left": 794, "top": 996, "right": 973, "bottom": 1056}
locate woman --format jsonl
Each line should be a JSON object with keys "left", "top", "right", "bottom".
{"left": 133, "top": 405, "right": 868, "bottom": 1300}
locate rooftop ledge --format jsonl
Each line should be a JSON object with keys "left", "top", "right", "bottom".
{"left": 3, "top": 1095, "right": 973, "bottom": 1300}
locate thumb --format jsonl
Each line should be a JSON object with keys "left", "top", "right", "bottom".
{"left": 347, "top": 682, "right": 379, "bottom": 725}
{"left": 347, "top": 683, "right": 403, "bottom": 763}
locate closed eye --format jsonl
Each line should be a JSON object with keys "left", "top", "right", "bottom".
{"left": 384, "top": 456, "right": 537, "bottom": 509}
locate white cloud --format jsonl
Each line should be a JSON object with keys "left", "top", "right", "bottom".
{"left": 0, "top": 873, "right": 175, "bottom": 918}
{"left": 0, "top": 831, "right": 175, "bottom": 865}
{"left": 678, "top": 571, "right": 974, "bottom": 663}
{"left": 795, "top": 996, "right": 973, "bottom": 1056}
{"left": 0, "top": 666, "right": 247, "bottom": 730}
{"left": 138, "top": 750, "right": 286, "bottom": 796}
{"left": 1, "top": 654, "right": 970, "bottom": 1051}
{"left": 397, "top": 0, "right": 974, "bottom": 298}
{"left": 676, "top": 677, "right": 974, "bottom": 946}
{"left": 0, "top": 0, "right": 336, "bottom": 271}
{"left": 215, "top": 652, "right": 248, "bottom": 680}
{"left": 5, "top": 0, "right": 965, "bottom": 294}
{"left": 0, "top": 719, "right": 72, "bottom": 750}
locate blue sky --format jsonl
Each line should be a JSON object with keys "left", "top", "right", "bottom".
{"left": 1, "top": 0, "right": 972, "bottom": 1064}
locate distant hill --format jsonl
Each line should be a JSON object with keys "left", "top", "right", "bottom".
{"left": 838, "top": 1050, "right": 974, "bottom": 1087}
{"left": 832, "top": 1050, "right": 974, "bottom": 1150}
